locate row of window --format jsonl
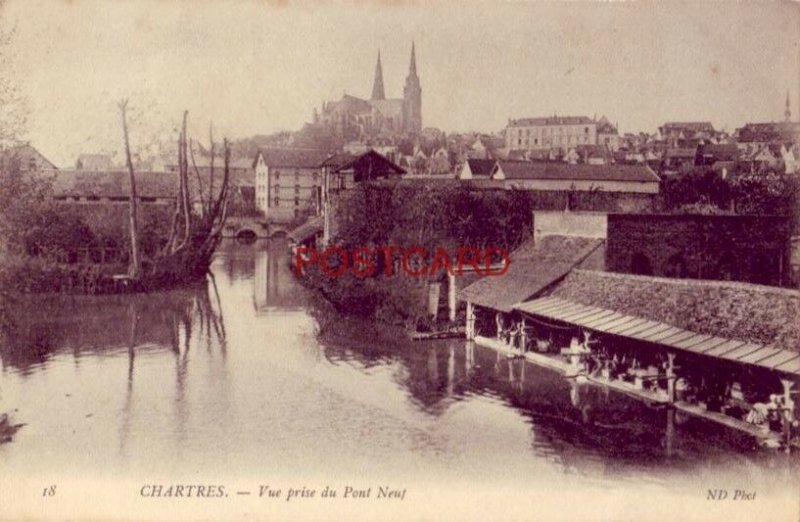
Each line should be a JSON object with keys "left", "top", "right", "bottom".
{"left": 257, "top": 169, "right": 321, "bottom": 183}
{"left": 516, "top": 135, "right": 592, "bottom": 147}
{"left": 513, "top": 125, "right": 593, "bottom": 138}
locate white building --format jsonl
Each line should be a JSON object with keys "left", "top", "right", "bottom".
{"left": 253, "top": 148, "right": 330, "bottom": 222}
{"left": 506, "top": 115, "right": 598, "bottom": 152}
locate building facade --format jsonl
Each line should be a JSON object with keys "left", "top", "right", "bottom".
{"left": 254, "top": 149, "right": 330, "bottom": 223}
{"left": 505, "top": 116, "right": 599, "bottom": 152}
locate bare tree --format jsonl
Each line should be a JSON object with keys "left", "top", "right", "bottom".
{"left": 119, "top": 99, "right": 141, "bottom": 279}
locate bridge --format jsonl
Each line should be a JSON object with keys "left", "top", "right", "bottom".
{"left": 221, "top": 216, "right": 290, "bottom": 240}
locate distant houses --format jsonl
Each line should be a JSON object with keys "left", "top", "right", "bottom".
{"left": 0, "top": 143, "right": 58, "bottom": 172}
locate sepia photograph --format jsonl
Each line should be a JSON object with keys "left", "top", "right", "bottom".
{"left": 0, "top": 1, "right": 799, "bottom": 520}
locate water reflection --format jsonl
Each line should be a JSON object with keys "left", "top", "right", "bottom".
{"left": 0, "top": 239, "right": 796, "bottom": 490}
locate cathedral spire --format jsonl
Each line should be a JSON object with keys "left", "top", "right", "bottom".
{"left": 408, "top": 41, "right": 417, "bottom": 77}
{"left": 402, "top": 41, "right": 422, "bottom": 134}
{"left": 371, "top": 50, "right": 385, "bottom": 101}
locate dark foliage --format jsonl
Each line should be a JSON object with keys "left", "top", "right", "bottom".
{"left": 303, "top": 182, "right": 535, "bottom": 327}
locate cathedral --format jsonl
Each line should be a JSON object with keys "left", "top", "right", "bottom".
{"left": 313, "top": 43, "right": 422, "bottom": 139}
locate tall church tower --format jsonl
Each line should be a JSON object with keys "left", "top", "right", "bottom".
{"left": 402, "top": 42, "right": 422, "bottom": 134}
{"left": 371, "top": 51, "right": 386, "bottom": 101}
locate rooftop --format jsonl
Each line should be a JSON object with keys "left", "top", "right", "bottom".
{"left": 547, "top": 270, "right": 800, "bottom": 354}
{"left": 508, "top": 116, "right": 595, "bottom": 127}
{"left": 494, "top": 161, "right": 660, "bottom": 183}
{"left": 459, "top": 235, "right": 605, "bottom": 312}
{"left": 464, "top": 158, "right": 497, "bottom": 177}
{"left": 256, "top": 148, "right": 330, "bottom": 169}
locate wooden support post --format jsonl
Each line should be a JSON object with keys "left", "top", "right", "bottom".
{"left": 519, "top": 317, "right": 527, "bottom": 354}
{"left": 665, "top": 407, "right": 676, "bottom": 458}
{"left": 666, "top": 352, "right": 677, "bottom": 404}
{"left": 447, "top": 344, "right": 455, "bottom": 396}
{"left": 427, "top": 282, "right": 440, "bottom": 318}
{"left": 780, "top": 378, "right": 795, "bottom": 448}
{"left": 447, "top": 272, "right": 456, "bottom": 322}
{"left": 465, "top": 301, "right": 475, "bottom": 340}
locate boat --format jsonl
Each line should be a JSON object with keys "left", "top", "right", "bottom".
{"left": 410, "top": 326, "right": 465, "bottom": 341}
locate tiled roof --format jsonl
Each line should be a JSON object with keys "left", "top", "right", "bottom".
{"left": 44, "top": 170, "right": 178, "bottom": 198}
{"left": 326, "top": 94, "right": 373, "bottom": 115}
{"left": 0, "top": 143, "right": 59, "bottom": 170}
{"left": 458, "top": 236, "right": 605, "bottom": 312}
{"left": 698, "top": 143, "right": 739, "bottom": 161}
{"left": 168, "top": 156, "right": 252, "bottom": 170}
{"left": 320, "top": 152, "right": 357, "bottom": 169}
{"left": 661, "top": 122, "right": 715, "bottom": 132}
{"left": 546, "top": 269, "right": 800, "bottom": 356}
{"left": 495, "top": 161, "right": 660, "bottom": 183}
{"left": 515, "top": 295, "right": 800, "bottom": 376}
{"left": 508, "top": 116, "right": 594, "bottom": 127}
{"left": 465, "top": 158, "right": 497, "bottom": 176}
{"left": 332, "top": 150, "right": 405, "bottom": 177}
{"left": 665, "top": 148, "right": 697, "bottom": 159}
{"left": 257, "top": 148, "right": 330, "bottom": 169}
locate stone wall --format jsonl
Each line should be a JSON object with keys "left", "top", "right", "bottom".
{"left": 606, "top": 214, "right": 793, "bottom": 287}
{"left": 533, "top": 211, "right": 608, "bottom": 241}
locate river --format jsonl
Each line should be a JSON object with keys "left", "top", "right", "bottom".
{"left": 0, "top": 240, "right": 797, "bottom": 517}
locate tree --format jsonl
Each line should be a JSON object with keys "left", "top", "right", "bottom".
{"left": 119, "top": 99, "right": 141, "bottom": 278}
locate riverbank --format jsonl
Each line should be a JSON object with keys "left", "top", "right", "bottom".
{"left": 472, "top": 334, "right": 789, "bottom": 449}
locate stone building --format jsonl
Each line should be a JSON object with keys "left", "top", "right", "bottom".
{"left": 506, "top": 116, "right": 598, "bottom": 153}
{"left": 253, "top": 148, "right": 330, "bottom": 223}
{"left": 314, "top": 43, "right": 422, "bottom": 140}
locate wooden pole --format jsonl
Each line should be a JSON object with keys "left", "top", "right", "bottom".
{"left": 465, "top": 301, "right": 475, "bottom": 340}
{"left": 667, "top": 352, "right": 677, "bottom": 404}
{"left": 119, "top": 99, "right": 141, "bottom": 279}
{"left": 447, "top": 272, "right": 456, "bottom": 322}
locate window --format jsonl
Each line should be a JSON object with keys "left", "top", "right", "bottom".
{"left": 274, "top": 196, "right": 280, "bottom": 207}
{"left": 274, "top": 184, "right": 280, "bottom": 193}
{"left": 274, "top": 170, "right": 280, "bottom": 180}
{"left": 584, "top": 127, "right": 589, "bottom": 134}
{"left": 294, "top": 184, "right": 300, "bottom": 194}
{"left": 294, "top": 197, "right": 300, "bottom": 207}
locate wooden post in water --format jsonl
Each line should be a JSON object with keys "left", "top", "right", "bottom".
{"left": 465, "top": 301, "right": 475, "bottom": 340}
{"left": 666, "top": 352, "right": 677, "bottom": 404}
{"left": 427, "top": 282, "right": 440, "bottom": 318}
{"left": 665, "top": 407, "right": 676, "bottom": 458}
{"left": 447, "top": 272, "right": 456, "bottom": 322}
{"left": 780, "top": 378, "right": 795, "bottom": 449}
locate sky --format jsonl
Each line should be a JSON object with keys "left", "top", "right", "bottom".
{"left": 2, "top": 0, "right": 800, "bottom": 167}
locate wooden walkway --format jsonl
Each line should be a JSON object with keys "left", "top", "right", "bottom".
{"left": 472, "top": 335, "right": 783, "bottom": 446}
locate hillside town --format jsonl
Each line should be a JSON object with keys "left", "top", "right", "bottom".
{"left": 1, "top": 7, "right": 800, "bottom": 519}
